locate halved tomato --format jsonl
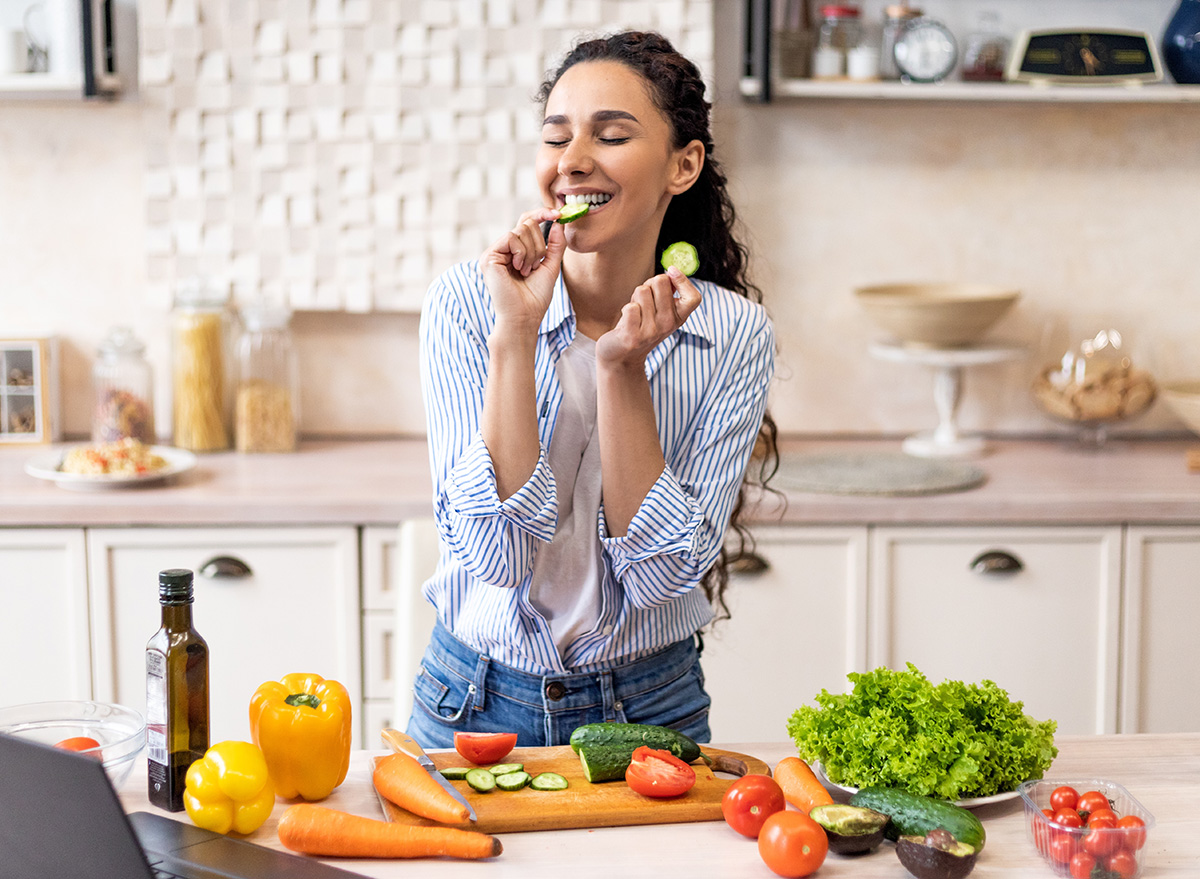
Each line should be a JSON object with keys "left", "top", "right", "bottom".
{"left": 453, "top": 731, "right": 517, "bottom": 765}
{"left": 625, "top": 745, "right": 696, "bottom": 798}
{"left": 54, "top": 736, "right": 101, "bottom": 753}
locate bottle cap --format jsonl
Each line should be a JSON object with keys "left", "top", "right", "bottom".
{"left": 158, "top": 568, "right": 195, "bottom": 604}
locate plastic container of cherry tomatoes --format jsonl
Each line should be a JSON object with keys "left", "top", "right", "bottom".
{"left": 1020, "top": 779, "right": 1154, "bottom": 878}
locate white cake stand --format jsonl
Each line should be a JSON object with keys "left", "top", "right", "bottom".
{"left": 869, "top": 341, "right": 1026, "bottom": 458}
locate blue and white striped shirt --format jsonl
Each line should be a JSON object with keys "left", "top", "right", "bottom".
{"left": 418, "top": 260, "right": 775, "bottom": 675}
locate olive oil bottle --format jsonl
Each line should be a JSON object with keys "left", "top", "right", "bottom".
{"left": 145, "top": 568, "right": 209, "bottom": 811}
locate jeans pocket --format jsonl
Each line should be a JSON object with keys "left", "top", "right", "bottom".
{"left": 412, "top": 663, "right": 474, "bottom": 724}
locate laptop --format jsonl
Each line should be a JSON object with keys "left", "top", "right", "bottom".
{"left": 0, "top": 732, "right": 367, "bottom": 879}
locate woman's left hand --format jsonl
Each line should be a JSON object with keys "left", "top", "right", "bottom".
{"left": 595, "top": 266, "right": 702, "bottom": 368}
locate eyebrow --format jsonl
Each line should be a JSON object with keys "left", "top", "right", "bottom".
{"left": 542, "top": 109, "right": 640, "bottom": 126}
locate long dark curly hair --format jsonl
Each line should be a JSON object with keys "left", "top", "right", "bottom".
{"left": 539, "top": 31, "right": 780, "bottom": 622}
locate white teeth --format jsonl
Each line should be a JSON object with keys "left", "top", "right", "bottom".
{"left": 564, "top": 193, "right": 612, "bottom": 206}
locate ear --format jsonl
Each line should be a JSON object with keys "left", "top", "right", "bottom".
{"left": 666, "top": 139, "right": 705, "bottom": 195}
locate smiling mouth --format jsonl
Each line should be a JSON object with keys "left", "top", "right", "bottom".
{"left": 562, "top": 193, "right": 613, "bottom": 208}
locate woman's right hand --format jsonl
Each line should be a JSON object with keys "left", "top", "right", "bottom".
{"left": 479, "top": 208, "right": 566, "bottom": 334}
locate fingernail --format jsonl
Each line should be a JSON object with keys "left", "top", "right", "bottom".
{"left": 667, "top": 265, "right": 683, "bottom": 280}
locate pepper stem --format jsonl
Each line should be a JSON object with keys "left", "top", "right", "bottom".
{"left": 285, "top": 693, "right": 322, "bottom": 709}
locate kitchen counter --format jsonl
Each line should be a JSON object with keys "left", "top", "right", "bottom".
{"left": 115, "top": 735, "right": 1199, "bottom": 878}
{"left": 1, "top": 437, "right": 1197, "bottom": 527}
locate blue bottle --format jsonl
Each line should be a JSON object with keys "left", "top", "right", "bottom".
{"left": 1163, "top": 0, "right": 1200, "bottom": 84}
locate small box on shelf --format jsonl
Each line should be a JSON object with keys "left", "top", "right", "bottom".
{"left": 1, "top": 338, "right": 61, "bottom": 444}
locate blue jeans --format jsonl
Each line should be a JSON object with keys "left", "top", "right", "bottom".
{"left": 405, "top": 621, "right": 712, "bottom": 748}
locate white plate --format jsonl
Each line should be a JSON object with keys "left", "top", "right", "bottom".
{"left": 813, "top": 761, "right": 1021, "bottom": 809}
{"left": 25, "top": 445, "right": 197, "bottom": 491}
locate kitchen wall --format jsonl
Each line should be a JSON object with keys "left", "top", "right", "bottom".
{"left": 1, "top": 0, "right": 1197, "bottom": 440}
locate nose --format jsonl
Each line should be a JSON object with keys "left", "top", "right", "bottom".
{"left": 558, "top": 138, "right": 593, "bottom": 177}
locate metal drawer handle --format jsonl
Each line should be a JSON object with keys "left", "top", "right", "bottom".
{"left": 970, "top": 550, "right": 1024, "bottom": 575}
{"left": 728, "top": 550, "right": 770, "bottom": 576}
{"left": 198, "top": 555, "right": 253, "bottom": 579}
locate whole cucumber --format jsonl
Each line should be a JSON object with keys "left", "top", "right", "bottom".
{"left": 850, "top": 787, "right": 987, "bottom": 852}
{"left": 568, "top": 722, "right": 703, "bottom": 764}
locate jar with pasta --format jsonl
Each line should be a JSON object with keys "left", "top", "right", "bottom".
{"left": 171, "top": 284, "right": 232, "bottom": 452}
{"left": 235, "top": 304, "right": 298, "bottom": 453}
{"left": 92, "top": 326, "right": 155, "bottom": 444}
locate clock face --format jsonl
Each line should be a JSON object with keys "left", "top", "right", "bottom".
{"left": 1008, "top": 29, "right": 1163, "bottom": 83}
{"left": 894, "top": 20, "right": 959, "bottom": 83}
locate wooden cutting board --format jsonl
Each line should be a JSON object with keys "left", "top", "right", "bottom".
{"left": 373, "top": 745, "right": 770, "bottom": 834}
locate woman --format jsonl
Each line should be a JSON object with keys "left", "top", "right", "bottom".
{"left": 409, "top": 31, "right": 777, "bottom": 748}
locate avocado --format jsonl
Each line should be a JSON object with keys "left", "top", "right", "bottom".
{"left": 809, "top": 804, "right": 890, "bottom": 855}
{"left": 896, "top": 831, "right": 978, "bottom": 879}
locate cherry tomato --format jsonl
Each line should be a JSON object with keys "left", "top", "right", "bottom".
{"left": 757, "top": 810, "right": 828, "bottom": 878}
{"left": 722, "top": 774, "right": 786, "bottom": 838}
{"left": 1051, "top": 785, "right": 1080, "bottom": 813}
{"left": 1076, "top": 790, "right": 1111, "bottom": 816}
{"left": 1049, "top": 833, "right": 1078, "bottom": 865}
{"left": 452, "top": 731, "right": 517, "bottom": 765}
{"left": 1033, "top": 809, "right": 1056, "bottom": 855}
{"left": 624, "top": 746, "right": 696, "bottom": 798}
{"left": 1052, "top": 807, "right": 1084, "bottom": 828}
{"left": 1106, "top": 850, "right": 1139, "bottom": 879}
{"left": 1087, "top": 807, "right": 1119, "bottom": 827}
{"left": 1117, "top": 815, "right": 1147, "bottom": 851}
{"left": 54, "top": 736, "right": 101, "bottom": 754}
{"left": 1083, "top": 826, "right": 1121, "bottom": 859}
{"left": 1068, "top": 851, "right": 1097, "bottom": 879}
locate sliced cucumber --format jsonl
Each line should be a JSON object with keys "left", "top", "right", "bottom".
{"left": 488, "top": 762, "right": 524, "bottom": 776}
{"left": 556, "top": 202, "right": 590, "bottom": 223}
{"left": 494, "top": 771, "right": 532, "bottom": 791}
{"left": 465, "top": 768, "right": 496, "bottom": 793}
{"left": 660, "top": 241, "right": 699, "bottom": 277}
{"left": 439, "top": 766, "right": 473, "bottom": 780}
{"left": 529, "top": 772, "right": 569, "bottom": 791}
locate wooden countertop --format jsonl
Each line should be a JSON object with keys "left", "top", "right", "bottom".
{"left": 116, "top": 735, "right": 1199, "bottom": 878}
{"left": 1, "top": 437, "right": 1198, "bottom": 528}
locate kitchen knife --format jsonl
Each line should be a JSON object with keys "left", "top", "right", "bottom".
{"left": 381, "top": 728, "right": 477, "bottom": 821}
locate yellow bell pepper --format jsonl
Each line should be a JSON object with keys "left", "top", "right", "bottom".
{"left": 183, "top": 741, "right": 275, "bottom": 835}
{"left": 249, "top": 672, "right": 352, "bottom": 801}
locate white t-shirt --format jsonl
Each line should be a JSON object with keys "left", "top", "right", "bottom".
{"left": 527, "top": 332, "right": 603, "bottom": 656}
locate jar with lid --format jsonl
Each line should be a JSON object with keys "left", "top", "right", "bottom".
{"left": 961, "top": 10, "right": 1010, "bottom": 82}
{"left": 813, "top": 4, "right": 862, "bottom": 79}
{"left": 880, "top": 4, "right": 923, "bottom": 80}
{"left": 171, "top": 282, "right": 232, "bottom": 452}
{"left": 92, "top": 326, "right": 155, "bottom": 443}
{"left": 235, "top": 304, "right": 298, "bottom": 453}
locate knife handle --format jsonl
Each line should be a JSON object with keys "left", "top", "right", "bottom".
{"left": 381, "top": 727, "right": 422, "bottom": 759}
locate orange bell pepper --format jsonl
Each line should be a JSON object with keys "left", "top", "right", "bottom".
{"left": 249, "top": 672, "right": 351, "bottom": 801}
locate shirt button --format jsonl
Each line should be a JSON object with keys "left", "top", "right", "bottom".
{"left": 545, "top": 681, "right": 566, "bottom": 701}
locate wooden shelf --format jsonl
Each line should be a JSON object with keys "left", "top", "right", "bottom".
{"left": 741, "top": 77, "right": 1200, "bottom": 104}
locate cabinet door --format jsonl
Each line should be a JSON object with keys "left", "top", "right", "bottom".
{"left": 1121, "top": 526, "right": 1200, "bottom": 733}
{"left": 869, "top": 526, "right": 1122, "bottom": 735}
{"left": 361, "top": 525, "right": 399, "bottom": 748}
{"left": 87, "top": 527, "right": 361, "bottom": 742}
{"left": 0, "top": 529, "right": 90, "bottom": 704}
{"left": 701, "top": 526, "right": 868, "bottom": 742}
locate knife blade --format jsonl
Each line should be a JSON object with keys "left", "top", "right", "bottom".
{"left": 381, "top": 728, "right": 477, "bottom": 821}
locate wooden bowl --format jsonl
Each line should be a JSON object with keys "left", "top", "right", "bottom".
{"left": 855, "top": 283, "right": 1020, "bottom": 348}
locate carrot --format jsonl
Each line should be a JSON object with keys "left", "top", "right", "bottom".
{"left": 372, "top": 751, "right": 472, "bottom": 825}
{"left": 773, "top": 756, "right": 834, "bottom": 814}
{"left": 277, "top": 804, "right": 502, "bottom": 859}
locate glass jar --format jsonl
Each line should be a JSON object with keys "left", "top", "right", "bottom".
{"left": 880, "top": 4, "right": 923, "bottom": 80}
{"left": 92, "top": 326, "right": 155, "bottom": 443}
{"left": 235, "top": 304, "right": 298, "bottom": 453}
{"left": 813, "top": 4, "right": 862, "bottom": 79}
{"left": 961, "top": 10, "right": 1010, "bottom": 82}
{"left": 171, "top": 283, "right": 232, "bottom": 452}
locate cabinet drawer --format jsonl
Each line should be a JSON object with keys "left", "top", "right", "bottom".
{"left": 87, "top": 527, "right": 361, "bottom": 742}
{"left": 869, "top": 526, "right": 1122, "bottom": 735}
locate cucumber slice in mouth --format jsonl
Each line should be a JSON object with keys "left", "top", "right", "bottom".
{"left": 556, "top": 202, "right": 590, "bottom": 223}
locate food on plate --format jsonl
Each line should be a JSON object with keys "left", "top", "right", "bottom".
{"left": 183, "top": 741, "right": 275, "bottom": 835}
{"left": 249, "top": 673, "right": 351, "bottom": 801}
{"left": 454, "top": 731, "right": 517, "bottom": 765}
{"left": 773, "top": 756, "right": 835, "bottom": 814}
{"left": 624, "top": 746, "right": 696, "bottom": 798}
{"left": 373, "top": 751, "right": 472, "bottom": 825}
{"left": 556, "top": 202, "right": 590, "bottom": 223}
{"left": 757, "top": 810, "right": 828, "bottom": 878}
{"left": 277, "top": 804, "right": 502, "bottom": 859}
{"left": 808, "top": 804, "right": 889, "bottom": 855}
{"left": 895, "top": 829, "right": 978, "bottom": 879}
{"left": 569, "top": 722, "right": 703, "bottom": 763}
{"left": 660, "top": 240, "right": 699, "bottom": 276}
{"left": 59, "top": 437, "right": 167, "bottom": 476}
{"left": 53, "top": 736, "right": 101, "bottom": 753}
{"left": 851, "top": 787, "right": 987, "bottom": 852}
{"left": 722, "top": 774, "right": 786, "bottom": 838}
{"left": 787, "top": 663, "right": 1057, "bottom": 800}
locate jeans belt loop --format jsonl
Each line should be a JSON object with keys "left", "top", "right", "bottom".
{"left": 471, "top": 654, "right": 490, "bottom": 711}
{"left": 598, "top": 670, "right": 619, "bottom": 722}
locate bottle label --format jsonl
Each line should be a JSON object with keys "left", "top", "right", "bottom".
{"left": 146, "top": 650, "right": 168, "bottom": 765}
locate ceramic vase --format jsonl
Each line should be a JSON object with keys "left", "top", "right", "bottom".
{"left": 1163, "top": 0, "right": 1200, "bottom": 84}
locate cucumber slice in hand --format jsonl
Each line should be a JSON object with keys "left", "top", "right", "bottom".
{"left": 661, "top": 241, "right": 699, "bottom": 276}
{"left": 556, "top": 202, "right": 590, "bottom": 223}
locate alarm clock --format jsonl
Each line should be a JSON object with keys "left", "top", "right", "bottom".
{"left": 893, "top": 18, "right": 959, "bottom": 83}
{"left": 1005, "top": 29, "right": 1164, "bottom": 84}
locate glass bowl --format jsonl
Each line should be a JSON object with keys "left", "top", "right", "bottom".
{"left": 1020, "top": 778, "right": 1155, "bottom": 878}
{"left": 0, "top": 701, "right": 146, "bottom": 789}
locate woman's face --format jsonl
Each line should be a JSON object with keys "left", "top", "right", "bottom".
{"left": 536, "top": 60, "right": 701, "bottom": 255}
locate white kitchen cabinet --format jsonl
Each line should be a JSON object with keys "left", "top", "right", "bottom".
{"left": 0, "top": 529, "right": 91, "bottom": 705}
{"left": 702, "top": 526, "right": 869, "bottom": 742}
{"left": 86, "top": 527, "right": 361, "bottom": 743}
{"left": 868, "top": 526, "right": 1123, "bottom": 735}
{"left": 1121, "top": 526, "right": 1200, "bottom": 733}
{"left": 361, "top": 525, "right": 400, "bottom": 747}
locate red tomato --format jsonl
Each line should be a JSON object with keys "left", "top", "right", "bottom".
{"left": 1117, "top": 815, "right": 1147, "bottom": 851}
{"left": 1051, "top": 785, "right": 1080, "bottom": 813}
{"left": 452, "top": 732, "right": 517, "bottom": 765}
{"left": 1087, "top": 808, "right": 1118, "bottom": 827}
{"left": 1033, "top": 809, "right": 1056, "bottom": 855}
{"left": 1049, "top": 833, "right": 1078, "bottom": 865}
{"left": 1068, "top": 851, "right": 1097, "bottom": 879}
{"left": 721, "top": 774, "right": 786, "bottom": 838}
{"left": 1052, "top": 807, "right": 1084, "bottom": 828}
{"left": 54, "top": 736, "right": 101, "bottom": 754}
{"left": 1106, "top": 850, "right": 1139, "bottom": 879}
{"left": 757, "top": 811, "right": 828, "bottom": 878}
{"left": 1076, "top": 790, "right": 1111, "bottom": 816}
{"left": 1083, "top": 826, "right": 1121, "bottom": 859}
{"left": 624, "top": 746, "right": 696, "bottom": 798}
